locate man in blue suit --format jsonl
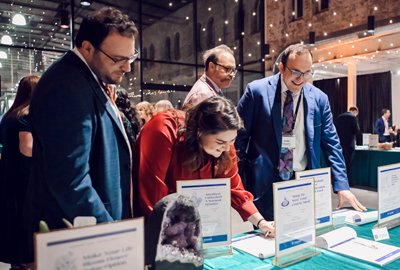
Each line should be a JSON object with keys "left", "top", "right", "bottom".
{"left": 375, "top": 108, "right": 391, "bottom": 142}
{"left": 23, "top": 7, "right": 138, "bottom": 262}
{"left": 235, "top": 44, "right": 366, "bottom": 222}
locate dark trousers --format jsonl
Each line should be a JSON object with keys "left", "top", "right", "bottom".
{"left": 342, "top": 146, "right": 355, "bottom": 176}
{"left": 254, "top": 173, "right": 288, "bottom": 221}
{"left": 381, "top": 135, "right": 391, "bottom": 143}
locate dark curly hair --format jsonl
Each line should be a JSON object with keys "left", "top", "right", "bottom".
{"left": 183, "top": 96, "right": 243, "bottom": 175}
{"left": 75, "top": 7, "right": 138, "bottom": 48}
{"left": 115, "top": 87, "right": 142, "bottom": 146}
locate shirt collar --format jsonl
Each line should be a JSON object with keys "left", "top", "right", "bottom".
{"left": 72, "top": 47, "right": 104, "bottom": 87}
{"left": 205, "top": 74, "right": 221, "bottom": 91}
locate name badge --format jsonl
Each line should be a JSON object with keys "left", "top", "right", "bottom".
{"left": 282, "top": 135, "right": 296, "bottom": 150}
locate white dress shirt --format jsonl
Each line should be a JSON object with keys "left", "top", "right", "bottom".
{"left": 281, "top": 77, "right": 307, "bottom": 171}
{"left": 383, "top": 116, "right": 390, "bottom": 136}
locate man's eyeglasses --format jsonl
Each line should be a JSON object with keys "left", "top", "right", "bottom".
{"left": 212, "top": 62, "right": 237, "bottom": 76}
{"left": 96, "top": 47, "right": 139, "bottom": 64}
{"left": 286, "top": 66, "right": 314, "bottom": 80}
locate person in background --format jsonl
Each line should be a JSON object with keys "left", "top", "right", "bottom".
{"left": 115, "top": 87, "right": 142, "bottom": 146}
{"left": 235, "top": 44, "right": 366, "bottom": 221}
{"left": 375, "top": 108, "right": 391, "bottom": 143}
{"left": 136, "top": 101, "right": 154, "bottom": 125}
{"left": 184, "top": 45, "right": 236, "bottom": 106}
{"left": 336, "top": 107, "right": 360, "bottom": 176}
{"left": 154, "top": 99, "right": 173, "bottom": 114}
{"left": 0, "top": 76, "right": 39, "bottom": 270}
{"left": 132, "top": 96, "right": 275, "bottom": 236}
{"left": 23, "top": 7, "right": 137, "bottom": 264}
{"left": 391, "top": 125, "right": 398, "bottom": 147}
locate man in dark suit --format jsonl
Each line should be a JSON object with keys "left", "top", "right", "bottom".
{"left": 23, "top": 7, "right": 138, "bottom": 262}
{"left": 235, "top": 44, "right": 366, "bottom": 222}
{"left": 375, "top": 108, "right": 391, "bottom": 142}
{"left": 336, "top": 107, "right": 360, "bottom": 176}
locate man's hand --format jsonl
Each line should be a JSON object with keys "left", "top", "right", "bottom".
{"left": 337, "top": 190, "right": 367, "bottom": 211}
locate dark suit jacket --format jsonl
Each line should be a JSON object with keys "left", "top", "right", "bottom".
{"left": 235, "top": 74, "right": 349, "bottom": 200}
{"left": 375, "top": 117, "right": 387, "bottom": 142}
{"left": 336, "top": 112, "right": 360, "bottom": 148}
{"left": 23, "top": 51, "right": 131, "bottom": 261}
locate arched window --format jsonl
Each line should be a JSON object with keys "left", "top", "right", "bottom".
{"left": 251, "top": 0, "right": 262, "bottom": 34}
{"left": 150, "top": 44, "right": 155, "bottom": 67}
{"left": 174, "top": 32, "right": 180, "bottom": 60}
{"left": 197, "top": 23, "right": 202, "bottom": 51}
{"left": 165, "top": 37, "right": 171, "bottom": 61}
{"left": 142, "top": 47, "right": 147, "bottom": 68}
{"left": 206, "top": 17, "right": 215, "bottom": 49}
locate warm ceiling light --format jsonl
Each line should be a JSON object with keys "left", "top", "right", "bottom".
{"left": 80, "top": 0, "right": 91, "bottom": 6}
{"left": 0, "top": 51, "right": 7, "bottom": 59}
{"left": 12, "top": 14, "right": 26, "bottom": 25}
{"left": 0, "top": 35, "right": 12, "bottom": 45}
{"left": 60, "top": 10, "right": 69, "bottom": 28}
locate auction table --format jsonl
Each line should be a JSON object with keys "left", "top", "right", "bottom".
{"left": 319, "top": 147, "right": 400, "bottom": 188}
{"left": 204, "top": 221, "right": 400, "bottom": 270}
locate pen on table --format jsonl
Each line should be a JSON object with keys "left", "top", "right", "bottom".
{"left": 265, "top": 231, "right": 270, "bottom": 237}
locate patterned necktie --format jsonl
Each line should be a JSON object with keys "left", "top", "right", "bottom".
{"left": 279, "top": 90, "right": 294, "bottom": 180}
{"left": 105, "top": 84, "right": 115, "bottom": 104}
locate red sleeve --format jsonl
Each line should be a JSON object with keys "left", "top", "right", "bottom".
{"left": 217, "top": 145, "right": 259, "bottom": 221}
{"left": 136, "top": 112, "right": 178, "bottom": 218}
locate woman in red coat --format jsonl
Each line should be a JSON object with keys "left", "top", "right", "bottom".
{"left": 132, "top": 96, "right": 274, "bottom": 236}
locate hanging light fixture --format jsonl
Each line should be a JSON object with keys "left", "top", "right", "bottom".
{"left": 12, "top": 14, "right": 27, "bottom": 26}
{"left": 0, "top": 51, "right": 7, "bottom": 59}
{"left": 80, "top": 0, "right": 91, "bottom": 6}
{"left": 61, "top": 10, "right": 69, "bottom": 28}
{"left": 368, "top": 15, "right": 375, "bottom": 33}
{"left": 0, "top": 35, "right": 12, "bottom": 45}
{"left": 309, "top": 32, "right": 315, "bottom": 46}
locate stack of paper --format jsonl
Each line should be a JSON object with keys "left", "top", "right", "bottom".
{"left": 316, "top": 227, "right": 400, "bottom": 266}
{"left": 232, "top": 233, "right": 275, "bottom": 259}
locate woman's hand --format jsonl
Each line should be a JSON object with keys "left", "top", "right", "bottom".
{"left": 259, "top": 220, "right": 275, "bottom": 238}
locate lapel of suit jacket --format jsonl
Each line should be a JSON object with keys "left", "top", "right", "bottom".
{"left": 269, "top": 74, "right": 282, "bottom": 150}
{"left": 303, "top": 83, "right": 315, "bottom": 167}
{"left": 67, "top": 51, "right": 127, "bottom": 142}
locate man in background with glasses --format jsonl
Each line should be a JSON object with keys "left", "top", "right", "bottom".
{"left": 235, "top": 44, "right": 366, "bottom": 223}
{"left": 23, "top": 7, "right": 137, "bottom": 264}
{"left": 184, "top": 44, "right": 236, "bottom": 106}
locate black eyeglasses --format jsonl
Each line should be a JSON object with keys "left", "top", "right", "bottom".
{"left": 212, "top": 62, "right": 238, "bottom": 76}
{"left": 286, "top": 66, "right": 314, "bottom": 80}
{"left": 96, "top": 47, "right": 139, "bottom": 64}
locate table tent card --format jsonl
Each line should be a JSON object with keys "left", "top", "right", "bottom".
{"left": 363, "top": 133, "right": 371, "bottom": 146}
{"left": 316, "top": 227, "right": 400, "bottom": 266}
{"left": 272, "top": 177, "right": 320, "bottom": 267}
{"left": 374, "top": 163, "right": 400, "bottom": 230}
{"left": 35, "top": 217, "right": 144, "bottom": 270}
{"left": 296, "top": 168, "right": 333, "bottom": 235}
{"left": 369, "top": 134, "right": 379, "bottom": 150}
{"left": 177, "top": 178, "right": 232, "bottom": 258}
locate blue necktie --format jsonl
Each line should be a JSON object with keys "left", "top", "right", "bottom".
{"left": 279, "top": 90, "right": 294, "bottom": 180}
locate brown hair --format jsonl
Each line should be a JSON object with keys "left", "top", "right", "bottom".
{"left": 280, "top": 44, "right": 313, "bottom": 68}
{"left": 136, "top": 101, "right": 155, "bottom": 123}
{"left": 203, "top": 44, "right": 234, "bottom": 72}
{"left": 183, "top": 96, "right": 243, "bottom": 175}
{"left": 2, "top": 76, "right": 39, "bottom": 123}
{"left": 75, "top": 7, "right": 138, "bottom": 48}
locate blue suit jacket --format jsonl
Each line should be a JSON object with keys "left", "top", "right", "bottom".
{"left": 235, "top": 74, "right": 349, "bottom": 200}
{"left": 374, "top": 117, "right": 385, "bottom": 142}
{"left": 23, "top": 51, "right": 131, "bottom": 261}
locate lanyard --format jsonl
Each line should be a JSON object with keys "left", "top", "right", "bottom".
{"left": 291, "top": 88, "right": 303, "bottom": 131}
